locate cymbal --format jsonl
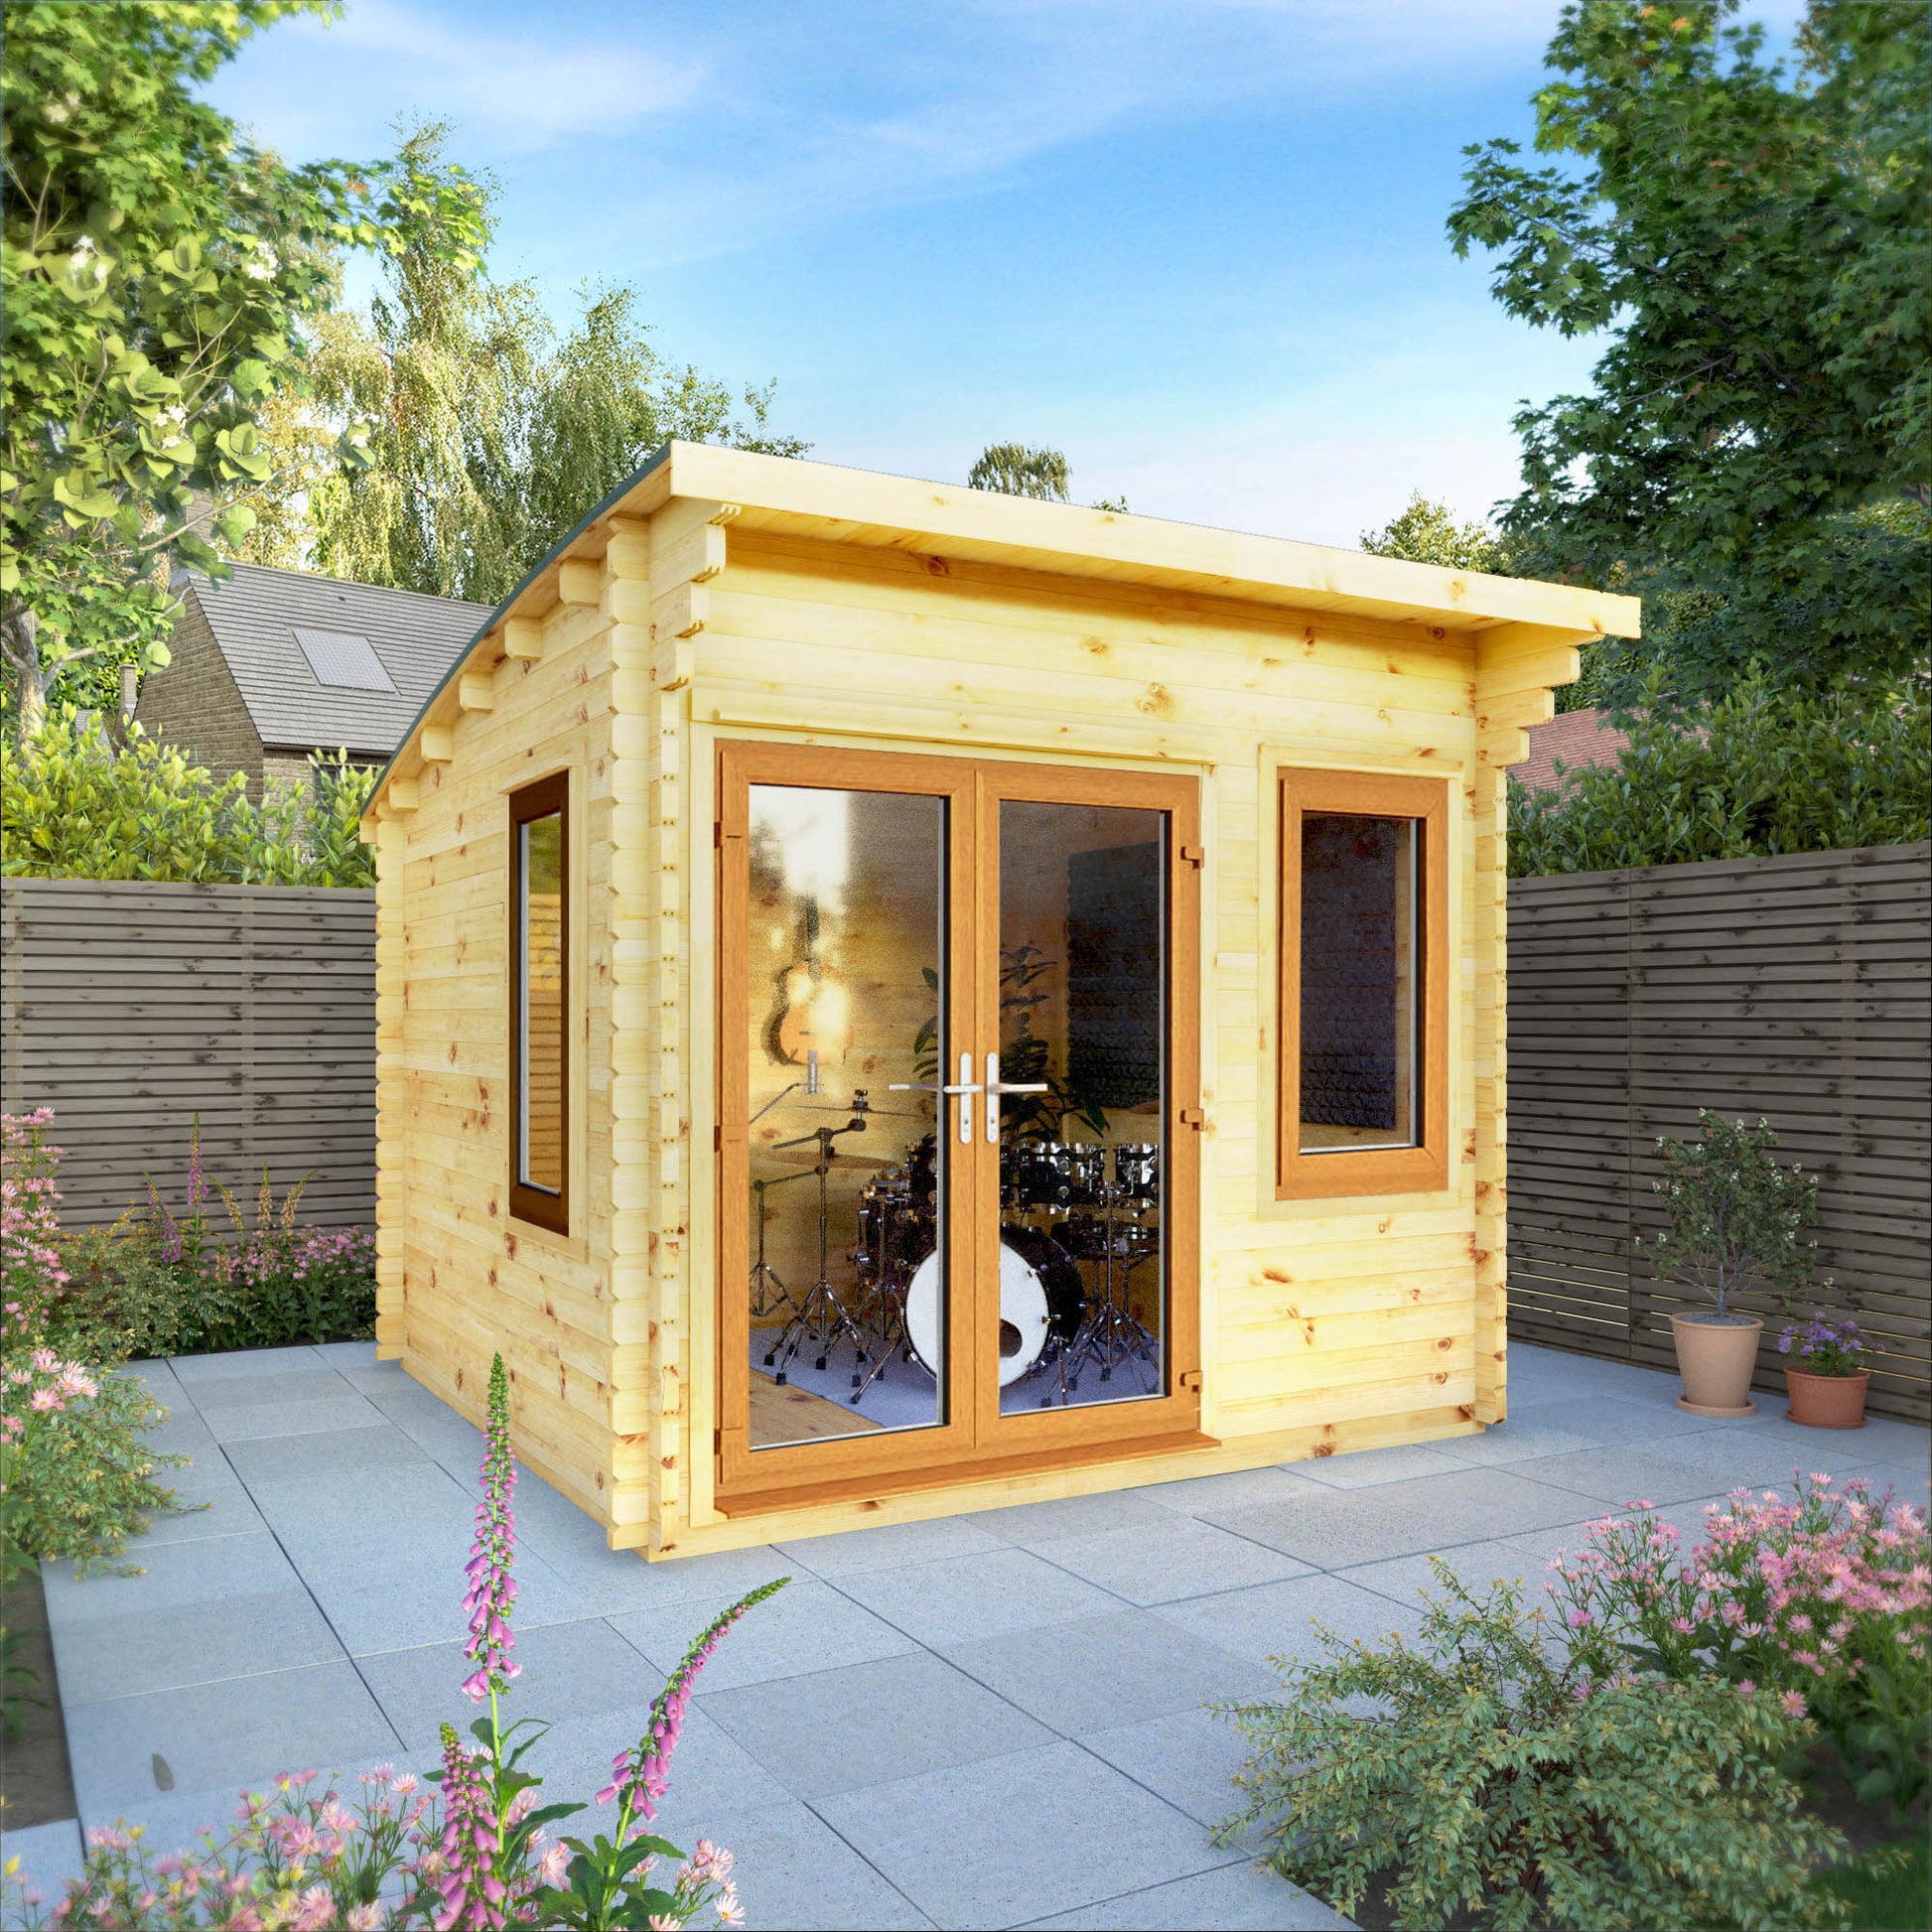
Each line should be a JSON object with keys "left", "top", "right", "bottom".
{"left": 752, "top": 1145, "right": 896, "bottom": 1171}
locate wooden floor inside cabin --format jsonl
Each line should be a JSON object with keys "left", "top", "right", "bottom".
{"left": 749, "top": 1368, "right": 885, "bottom": 1442}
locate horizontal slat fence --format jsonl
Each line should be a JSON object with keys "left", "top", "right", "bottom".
{"left": 1507, "top": 841, "right": 1931, "bottom": 1424}
{"left": 1, "top": 878, "right": 376, "bottom": 1233}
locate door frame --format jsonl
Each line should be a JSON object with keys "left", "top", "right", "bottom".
{"left": 713, "top": 739, "right": 1202, "bottom": 1509}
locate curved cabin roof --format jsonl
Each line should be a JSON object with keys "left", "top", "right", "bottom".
{"left": 363, "top": 440, "right": 1641, "bottom": 824}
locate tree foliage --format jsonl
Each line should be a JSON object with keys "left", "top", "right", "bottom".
{"left": 267, "top": 129, "right": 809, "bottom": 606}
{"left": 1449, "top": 0, "right": 1930, "bottom": 702}
{"left": 0, "top": 3, "right": 487, "bottom": 724}
{"left": 967, "top": 441, "right": 1129, "bottom": 513}
{"left": 1359, "top": 491, "right": 1512, "bottom": 574}
{"left": 969, "top": 442, "right": 1072, "bottom": 502}
{"left": 1, "top": 717, "right": 376, "bottom": 887}
{"left": 1508, "top": 669, "right": 1930, "bottom": 877}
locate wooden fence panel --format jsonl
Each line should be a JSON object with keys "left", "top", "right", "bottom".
{"left": 1, "top": 878, "right": 376, "bottom": 1233}
{"left": 1506, "top": 842, "right": 1931, "bottom": 1424}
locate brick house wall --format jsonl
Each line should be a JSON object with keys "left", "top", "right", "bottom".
{"left": 132, "top": 590, "right": 270, "bottom": 795}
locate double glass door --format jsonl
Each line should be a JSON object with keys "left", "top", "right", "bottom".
{"left": 716, "top": 744, "right": 1200, "bottom": 1501}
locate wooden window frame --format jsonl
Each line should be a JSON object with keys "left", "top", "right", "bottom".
{"left": 508, "top": 770, "right": 570, "bottom": 1234}
{"left": 1277, "top": 767, "right": 1449, "bottom": 1200}
{"left": 713, "top": 740, "right": 1206, "bottom": 1512}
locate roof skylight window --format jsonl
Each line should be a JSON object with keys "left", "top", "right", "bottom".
{"left": 294, "top": 627, "right": 395, "bottom": 692}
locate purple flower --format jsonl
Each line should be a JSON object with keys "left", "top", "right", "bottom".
{"left": 463, "top": 1355, "right": 519, "bottom": 1702}
{"left": 599, "top": 1581, "right": 789, "bottom": 1823}
{"left": 434, "top": 1723, "right": 505, "bottom": 1930}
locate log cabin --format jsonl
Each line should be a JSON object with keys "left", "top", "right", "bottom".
{"left": 360, "top": 443, "right": 1639, "bottom": 1558}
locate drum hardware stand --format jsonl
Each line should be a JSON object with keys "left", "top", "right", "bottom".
{"left": 747, "top": 1175, "right": 801, "bottom": 1318}
{"left": 760, "top": 1096, "right": 871, "bottom": 1385}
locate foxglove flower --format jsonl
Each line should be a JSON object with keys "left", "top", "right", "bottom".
{"left": 463, "top": 1354, "right": 520, "bottom": 1701}
{"left": 435, "top": 1723, "right": 506, "bottom": 1931}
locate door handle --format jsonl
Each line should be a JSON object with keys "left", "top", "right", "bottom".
{"left": 983, "top": 1051, "right": 1048, "bottom": 1143}
{"left": 890, "top": 1051, "right": 982, "bottom": 1143}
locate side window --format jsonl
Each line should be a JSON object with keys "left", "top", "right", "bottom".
{"left": 510, "top": 772, "right": 569, "bottom": 1231}
{"left": 1278, "top": 769, "right": 1448, "bottom": 1199}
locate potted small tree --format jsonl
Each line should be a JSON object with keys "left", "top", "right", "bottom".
{"left": 1640, "top": 1111, "right": 1823, "bottom": 1419}
{"left": 1777, "top": 1316, "right": 1870, "bottom": 1429}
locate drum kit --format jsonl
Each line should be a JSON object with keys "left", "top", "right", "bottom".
{"left": 753, "top": 1121, "right": 1163, "bottom": 1411}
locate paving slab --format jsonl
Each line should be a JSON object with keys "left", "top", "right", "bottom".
{"left": 355, "top": 1615, "right": 647, "bottom": 1749}
{"left": 245, "top": 1461, "right": 476, "bottom": 1568}
{"left": 775, "top": 1513, "right": 1009, "bottom": 1577}
{"left": 0, "top": 1817, "right": 86, "bottom": 1910}
{"left": 1142, "top": 1464, "right": 1326, "bottom": 1516}
{"left": 63, "top": 1659, "right": 401, "bottom": 1820}
{"left": 817, "top": 1738, "right": 1224, "bottom": 1931}
{"left": 299, "top": 1545, "right": 592, "bottom": 1657}
{"left": 1076, "top": 1703, "right": 1263, "bottom": 1837}
{"left": 701, "top": 1650, "right": 1054, "bottom": 1799}
{"left": 1197, "top": 1466, "right": 1595, "bottom": 1569}
{"left": 1295, "top": 1444, "right": 1472, "bottom": 1489}
{"left": 988, "top": 1487, "right": 1182, "bottom": 1550}
{"left": 833, "top": 1546, "right": 1123, "bottom": 1646}
{"left": 1032, "top": 1514, "right": 1311, "bottom": 1604}
{"left": 219, "top": 1422, "right": 431, "bottom": 1483}
{"left": 1020, "top": 1859, "right": 1351, "bottom": 1930}
{"left": 120, "top": 1458, "right": 265, "bottom": 1548}
{"left": 531, "top": 1534, "right": 798, "bottom": 1618}
{"left": 702, "top": 1796, "right": 936, "bottom": 1931}
{"left": 939, "top": 1609, "right": 1274, "bottom": 1734}
{"left": 168, "top": 1346, "right": 328, "bottom": 1383}
{"left": 1155, "top": 1572, "right": 1425, "bottom": 1670}
{"left": 1334, "top": 1535, "right": 1567, "bottom": 1618}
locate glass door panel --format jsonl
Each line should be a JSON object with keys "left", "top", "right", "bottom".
{"left": 992, "top": 799, "right": 1169, "bottom": 1415}
{"left": 744, "top": 783, "right": 949, "bottom": 1449}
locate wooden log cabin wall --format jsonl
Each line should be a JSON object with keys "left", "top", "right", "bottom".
{"left": 363, "top": 444, "right": 1638, "bottom": 1559}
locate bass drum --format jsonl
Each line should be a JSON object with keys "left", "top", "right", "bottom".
{"left": 904, "top": 1228, "right": 1078, "bottom": 1387}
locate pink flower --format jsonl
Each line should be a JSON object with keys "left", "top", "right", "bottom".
{"left": 1780, "top": 1690, "right": 1808, "bottom": 1719}
{"left": 29, "top": 1387, "right": 62, "bottom": 1413}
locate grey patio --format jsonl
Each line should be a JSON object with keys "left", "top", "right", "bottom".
{"left": 5, "top": 1343, "right": 1926, "bottom": 1930}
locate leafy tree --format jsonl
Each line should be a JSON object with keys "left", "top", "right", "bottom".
{"left": 968, "top": 441, "right": 1129, "bottom": 513}
{"left": 1, "top": 2, "right": 487, "bottom": 729}
{"left": 278, "top": 130, "right": 809, "bottom": 606}
{"left": 1507, "top": 668, "right": 1930, "bottom": 877}
{"left": 969, "top": 442, "right": 1071, "bottom": 502}
{"left": 1449, "top": 0, "right": 1930, "bottom": 704}
{"left": 1360, "top": 492, "right": 1512, "bottom": 574}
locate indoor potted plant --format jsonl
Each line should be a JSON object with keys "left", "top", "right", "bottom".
{"left": 1777, "top": 1316, "right": 1870, "bottom": 1429}
{"left": 1640, "top": 1110, "right": 1823, "bottom": 1419}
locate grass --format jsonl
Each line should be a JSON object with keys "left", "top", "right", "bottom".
{"left": 1811, "top": 1828, "right": 1931, "bottom": 1932}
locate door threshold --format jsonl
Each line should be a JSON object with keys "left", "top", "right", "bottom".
{"left": 716, "top": 1428, "right": 1220, "bottom": 1518}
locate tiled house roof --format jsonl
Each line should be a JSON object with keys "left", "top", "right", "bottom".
{"left": 1512, "top": 707, "right": 1631, "bottom": 791}
{"left": 181, "top": 562, "right": 493, "bottom": 759}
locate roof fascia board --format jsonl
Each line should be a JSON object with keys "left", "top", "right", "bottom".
{"left": 663, "top": 441, "right": 1643, "bottom": 640}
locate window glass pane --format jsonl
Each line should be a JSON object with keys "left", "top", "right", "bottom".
{"left": 998, "top": 800, "right": 1167, "bottom": 1413}
{"left": 1300, "top": 812, "right": 1419, "bottom": 1154}
{"left": 745, "top": 784, "right": 947, "bottom": 1449}
{"left": 519, "top": 812, "right": 565, "bottom": 1193}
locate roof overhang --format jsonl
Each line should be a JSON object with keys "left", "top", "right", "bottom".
{"left": 364, "top": 441, "right": 1641, "bottom": 823}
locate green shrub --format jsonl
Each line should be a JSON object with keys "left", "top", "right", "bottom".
{"left": 1640, "top": 1109, "right": 1823, "bottom": 1318}
{"left": 1217, "top": 1564, "right": 1848, "bottom": 1932}
{"left": 1507, "top": 670, "right": 1930, "bottom": 878}
{"left": 1, "top": 1356, "right": 185, "bottom": 1575}
{"left": 0, "top": 714, "right": 376, "bottom": 887}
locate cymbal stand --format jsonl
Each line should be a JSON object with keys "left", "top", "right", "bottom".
{"left": 748, "top": 1174, "right": 803, "bottom": 1317}
{"left": 760, "top": 1109, "right": 870, "bottom": 1386}
{"left": 1068, "top": 1191, "right": 1160, "bottom": 1392}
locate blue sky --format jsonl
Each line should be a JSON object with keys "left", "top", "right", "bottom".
{"left": 207, "top": 0, "right": 1791, "bottom": 548}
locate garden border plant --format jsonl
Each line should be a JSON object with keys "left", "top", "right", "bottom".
{"left": 0, "top": 1353, "right": 784, "bottom": 1929}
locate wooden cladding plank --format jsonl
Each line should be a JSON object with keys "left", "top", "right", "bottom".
{"left": 1504, "top": 843, "right": 1930, "bottom": 1424}
{"left": 2, "top": 877, "right": 376, "bottom": 1231}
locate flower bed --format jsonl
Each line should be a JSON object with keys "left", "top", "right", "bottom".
{"left": 1220, "top": 1472, "right": 1929, "bottom": 1931}
{"left": 0, "top": 1354, "right": 783, "bottom": 1929}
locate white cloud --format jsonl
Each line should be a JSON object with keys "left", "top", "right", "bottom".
{"left": 214, "top": 0, "right": 704, "bottom": 156}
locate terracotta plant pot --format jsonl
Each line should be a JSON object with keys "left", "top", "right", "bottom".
{"left": 1785, "top": 1367, "right": 1870, "bottom": 1429}
{"left": 1671, "top": 1312, "right": 1762, "bottom": 1417}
